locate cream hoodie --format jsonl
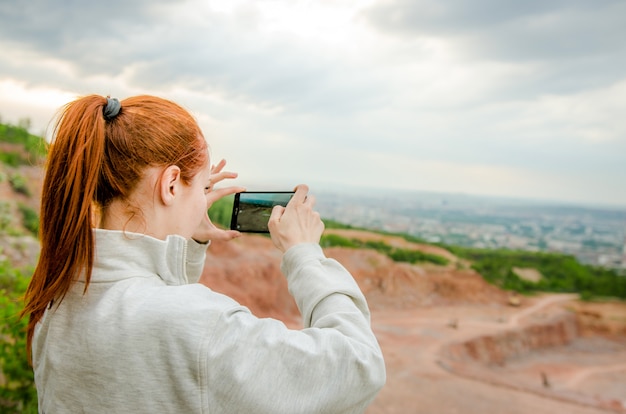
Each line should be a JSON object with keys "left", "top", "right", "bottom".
{"left": 33, "top": 229, "right": 385, "bottom": 413}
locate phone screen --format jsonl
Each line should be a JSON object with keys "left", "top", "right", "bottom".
{"left": 230, "top": 191, "right": 295, "bottom": 233}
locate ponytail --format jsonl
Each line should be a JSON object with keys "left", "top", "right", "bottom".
{"left": 22, "top": 95, "right": 108, "bottom": 355}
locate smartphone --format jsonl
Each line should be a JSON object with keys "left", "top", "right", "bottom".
{"left": 230, "top": 191, "right": 295, "bottom": 233}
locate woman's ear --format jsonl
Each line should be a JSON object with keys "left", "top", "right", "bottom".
{"left": 159, "top": 165, "right": 182, "bottom": 206}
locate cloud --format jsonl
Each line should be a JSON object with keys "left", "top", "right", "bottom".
{"left": 362, "top": 0, "right": 626, "bottom": 58}
{"left": 0, "top": 0, "right": 164, "bottom": 73}
{"left": 361, "top": 0, "right": 626, "bottom": 95}
{"left": 0, "top": 0, "right": 386, "bottom": 118}
{"left": 0, "top": 0, "right": 624, "bottom": 206}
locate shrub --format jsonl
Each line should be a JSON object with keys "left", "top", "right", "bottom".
{"left": 449, "top": 246, "right": 626, "bottom": 300}
{"left": 0, "top": 152, "right": 26, "bottom": 167}
{"left": 322, "top": 219, "right": 355, "bottom": 230}
{"left": 0, "top": 202, "right": 12, "bottom": 233}
{"left": 17, "top": 204, "right": 39, "bottom": 237}
{"left": 0, "top": 262, "right": 37, "bottom": 413}
{"left": 8, "top": 174, "right": 30, "bottom": 197}
{"left": 363, "top": 240, "right": 393, "bottom": 254}
{"left": 388, "top": 248, "right": 449, "bottom": 266}
{"left": 320, "top": 234, "right": 362, "bottom": 248}
{"left": 320, "top": 234, "right": 449, "bottom": 266}
{"left": 0, "top": 123, "right": 47, "bottom": 162}
{"left": 208, "top": 195, "right": 234, "bottom": 229}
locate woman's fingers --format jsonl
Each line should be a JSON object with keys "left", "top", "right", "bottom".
{"left": 210, "top": 159, "right": 227, "bottom": 174}
{"left": 268, "top": 184, "right": 324, "bottom": 252}
{"left": 210, "top": 171, "right": 237, "bottom": 186}
{"left": 289, "top": 184, "right": 309, "bottom": 205}
{"left": 206, "top": 185, "right": 246, "bottom": 206}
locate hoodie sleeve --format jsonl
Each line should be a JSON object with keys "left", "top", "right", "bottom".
{"left": 200, "top": 243, "right": 386, "bottom": 414}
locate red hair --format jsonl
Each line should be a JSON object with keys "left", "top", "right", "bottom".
{"left": 21, "top": 95, "right": 208, "bottom": 354}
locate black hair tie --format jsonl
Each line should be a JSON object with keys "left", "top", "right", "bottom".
{"left": 103, "top": 97, "right": 121, "bottom": 120}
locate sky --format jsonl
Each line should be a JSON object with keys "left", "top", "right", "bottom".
{"left": 0, "top": 0, "right": 625, "bottom": 207}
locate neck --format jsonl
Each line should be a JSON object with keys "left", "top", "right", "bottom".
{"left": 99, "top": 167, "right": 171, "bottom": 239}
{"left": 100, "top": 200, "right": 144, "bottom": 233}
{"left": 100, "top": 197, "right": 167, "bottom": 240}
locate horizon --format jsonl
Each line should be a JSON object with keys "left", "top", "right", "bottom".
{"left": 231, "top": 177, "right": 626, "bottom": 212}
{"left": 2, "top": 117, "right": 625, "bottom": 212}
{"left": 1, "top": 1, "right": 625, "bottom": 206}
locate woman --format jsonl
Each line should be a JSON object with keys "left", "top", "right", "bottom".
{"left": 22, "top": 94, "right": 385, "bottom": 413}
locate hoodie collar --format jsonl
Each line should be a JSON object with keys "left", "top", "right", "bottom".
{"left": 91, "top": 229, "right": 189, "bottom": 286}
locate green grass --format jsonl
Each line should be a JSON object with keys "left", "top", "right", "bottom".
{"left": 0, "top": 122, "right": 47, "bottom": 165}
{"left": 320, "top": 233, "right": 449, "bottom": 266}
{"left": 0, "top": 261, "right": 37, "bottom": 413}
{"left": 445, "top": 245, "right": 626, "bottom": 300}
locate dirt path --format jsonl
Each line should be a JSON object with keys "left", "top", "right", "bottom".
{"left": 367, "top": 294, "right": 623, "bottom": 414}
{"left": 507, "top": 293, "right": 579, "bottom": 326}
{"left": 564, "top": 363, "right": 626, "bottom": 388}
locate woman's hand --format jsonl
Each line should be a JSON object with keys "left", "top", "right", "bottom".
{"left": 192, "top": 159, "right": 245, "bottom": 243}
{"left": 268, "top": 184, "right": 325, "bottom": 253}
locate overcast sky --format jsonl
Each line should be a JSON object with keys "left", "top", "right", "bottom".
{"left": 1, "top": 0, "right": 625, "bottom": 207}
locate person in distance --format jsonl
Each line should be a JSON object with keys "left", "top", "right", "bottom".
{"left": 21, "top": 94, "right": 386, "bottom": 413}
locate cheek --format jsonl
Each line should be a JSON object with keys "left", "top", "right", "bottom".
{"left": 195, "top": 193, "right": 208, "bottom": 219}
{"left": 184, "top": 195, "right": 206, "bottom": 236}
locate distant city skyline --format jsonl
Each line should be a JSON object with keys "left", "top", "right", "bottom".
{"left": 1, "top": 0, "right": 625, "bottom": 206}
{"left": 315, "top": 189, "right": 626, "bottom": 270}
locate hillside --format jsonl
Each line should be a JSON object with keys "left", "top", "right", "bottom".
{"left": 0, "top": 122, "right": 45, "bottom": 267}
{"left": 201, "top": 231, "right": 511, "bottom": 321}
{"left": 2, "top": 123, "right": 626, "bottom": 413}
